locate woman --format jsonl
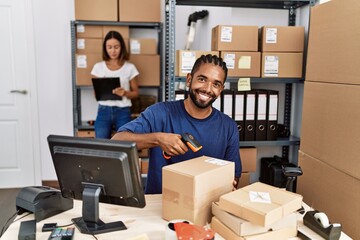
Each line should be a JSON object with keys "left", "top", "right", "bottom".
{"left": 91, "top": 31, "right": 139, "bottom": 139}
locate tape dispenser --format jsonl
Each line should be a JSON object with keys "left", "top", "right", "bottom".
{"left": 303, "top": 210, "right": 341, "bottom": 240}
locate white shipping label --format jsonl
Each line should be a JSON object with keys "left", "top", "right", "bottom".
{"left": 266, "top": 28, "right": 277, "bottom": 44}
{"left": 77, "top": 39, "right": 85, "bottom": 49}
{"left": 76, "top": 55, "right": 87, "bottom": 68}
{"left": 249, "top": 191, "right": 271, "bottom": 204}
{"left": 220, "top": 26, "right": 233, "bottom": 42}
{"left": 205, "top": 158, "right": 230, "bottom": 166}
{"left": 130, "top": 39, "right": 141, "bottom": 54}
{"left": 77, "top": 24, "right": 85, "bottom": 33}
{"left": 264, "top": 56, "right": 279, "bottom": 77}
{"left": 224, "top": 53, "right": 235, "bottom": 69}
{"left": 181, "top": 52, "right": 196, "bottom": 73}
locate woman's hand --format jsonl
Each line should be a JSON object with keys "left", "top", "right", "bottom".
{"left": 112, "top": 87, "right": 126, "bottom": 97}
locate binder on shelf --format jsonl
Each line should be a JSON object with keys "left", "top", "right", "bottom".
{"left": 175, "top": 89, "right": 186, "bottom": 100}
{"left": 213, "top": 94, "right": 222, "bottom": 111}
{"left": 221, "top": 89, "right": 234, "bottom": 119}
{"left": 255, "top": 89, "right": 268, "bottom": 141}
{"left": 244, "top": 90, "right": 256, "bottom": 141}
{"left": 266, "top": 90, "right": 279, "bottom": 141}
{"left": 234, "top": 91, "right": 245, "bottom": 141}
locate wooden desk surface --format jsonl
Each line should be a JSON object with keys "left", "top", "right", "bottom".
{"left": 1, "top": 195, "right": 352, "bottom": 240}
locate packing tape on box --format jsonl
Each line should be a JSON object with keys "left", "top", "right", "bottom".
{"left": 314, "top": 212, "right": 330, "bottom": 228}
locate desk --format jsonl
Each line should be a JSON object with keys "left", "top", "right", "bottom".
{"left": 1, "top": 195, "right": 352, "bottom": 240}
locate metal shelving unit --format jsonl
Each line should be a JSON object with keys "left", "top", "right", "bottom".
{"left": 164, "top": 0, "right": 312, "bottom": 156}
{"left": 71, "top": 20, "right": 164, "bottom": 134}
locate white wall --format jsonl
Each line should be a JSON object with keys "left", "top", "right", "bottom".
{"left": 32, "top": 1, "right": 310, "bottom": 181}
{"left": 32, "top": 0, "right": 74, "bottom": 180}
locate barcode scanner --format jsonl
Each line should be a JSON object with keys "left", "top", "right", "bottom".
{"left": 163, "top": 133, "right": 202, "bottom": 159}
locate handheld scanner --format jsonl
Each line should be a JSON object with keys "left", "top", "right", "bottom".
{"left": 162, "top": 133, "right": 202, "bottom": 159}
{"left": 181, "top": 133, "right": 202, "bottom": 152}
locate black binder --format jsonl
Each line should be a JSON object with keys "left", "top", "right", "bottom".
{"left": 266, "top": 90, "right": 279, "bottom": 141}
{"left": 92, "top": 77, "right": 121, "bottom": 101}
{"left": 234, "top": 91, "right": 245, "bottom": 141}
{"left": 175, "top": 89, "right": 187, "bottom": 100}
{"left": 244, "top": 90, "right": 256, "bottom": 141}
{"left": 255, "top": 89, "right": 268, "bottom": 141}
{"left": 221, "top": 89, "right": 234, "bottom": 119}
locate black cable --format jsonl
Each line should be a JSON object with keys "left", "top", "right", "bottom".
{"left": 13, "top": 212, "right": 32, "bottom": 222}
{"left": 0, "top": 210, "right": 20, "bottom": 237}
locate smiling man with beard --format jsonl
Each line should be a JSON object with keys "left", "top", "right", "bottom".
{"left": 112, "top": 54, "right": 242, "bottom": 194}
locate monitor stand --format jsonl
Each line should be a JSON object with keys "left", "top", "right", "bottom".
{"left": 72, "top": 183, "right": 126, "bottom": 235}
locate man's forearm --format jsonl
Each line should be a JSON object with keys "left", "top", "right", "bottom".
{"left": 111, "top": 131, "right": 160, "bottom": 150}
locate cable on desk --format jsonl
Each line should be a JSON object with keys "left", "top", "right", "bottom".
{"left": 0, "top": 209, "right": 19, "bottom": 237}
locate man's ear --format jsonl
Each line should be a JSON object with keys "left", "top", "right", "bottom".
{"left": 186, "top": 73, "right": 192, "bottom": 87}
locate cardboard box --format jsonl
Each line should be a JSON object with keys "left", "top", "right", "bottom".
{"left": 75, "top": 0, "right": 118, "bottom": 21}
{"left": 212, "top": 202, "right": 297, "bottom": 236}
{"left": 261, "top": 52, "right": 303, "bottom": 78}
{"left": 76, "top": 25, "right": 103, "bottom": 39}
{"left": 162, "top": 156, "right": 234, "bottom": 226}
{"left": 240, "top": 147, "right": 257, "bottom": 173}
{"left": 211, "top": 25, "right": 259, "bottom": 52}
{"left": 305, "top": 0, "right": 360, "bottom": 85}
{"left": 76, "top": 53, "right": 102, "bottom": 86}
{"left": 219, "top": 182, "right": 302, "bottom": 227}
{"left": 297, "top": 151, "right": 360, "bottom": 240}
{"left": 129, "top": 54, "right": 160, "bottom": 86}
{"left": 130, "top": 38, "right": 157, "bottom": 55}
{"left": 119, "top": 0, "right": 161, "bottom": 22}
{"left": 175, "top": 50, "right": 219, "bottom": 77}
{"left": 102, "top": 26, "right": 129, "bottom": 39}
{"left": 238, "top": 172, "right": 250, "bottom": 189}
{"left": 300, "top": 81, "right": 360, "bottom": 180}
{"left": 76, "top": 38, "right": 103, "bottom": 54}
{"left": 221, "top": 52, "right": 261, "bottom": 77}
{"left": 211, "top": 217, "right": 297, "bottom": 240}
{"left": 260, "top": 26, "right": 305, "bottom": 52}
{"left": 76, "top": 130, "right": 95, "bottom": 138}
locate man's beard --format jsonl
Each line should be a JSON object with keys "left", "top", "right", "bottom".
{"left": 188, "top": 88, "right": 217, "bottom": 109}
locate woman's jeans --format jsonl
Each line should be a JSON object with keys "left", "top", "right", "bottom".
{"left": 95, "top": 105, "right": 132, "bottom": 139}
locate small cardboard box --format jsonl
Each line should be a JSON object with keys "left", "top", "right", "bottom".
{"left": 219, "top": 182, "right": 302, "bottom": 227}
{"left": 261, "top": 26, "right": 305, "bottom": 52}
{"left": 211, "top": 25, "right": 259, "bottom": 52}
{"left": 175, "top": 50, "right": 219, "bottom": 77}
{"left": 211, "top": 216, "right": 297, "bottom": 240}
{"left": 129, "top": 54, "right": 160, "bottom": 86}
{"left": 261, "top": 52, "right": 303, "bottom": 78}
{"left": 76, "top": 53, "right": 102, "bottom": 86}
{"left": 76, "top": 25, "right": 103, "bottom": 39}
{"left": 119, "top": 0, "right": 161, "bottom": 22}
{"left": 162, "top": 156, "right": 234, "bottom": 226}
{"left": 76, "top": 38, "right": 103, "bottom": 54}
{"left": 239, "top": 147, "right": 257, "bottom": 173}
{"left": 130, "top": 38, "right": 157, "bottom": 55}
{"left": 221, "top": 52, "right": 261, "bottom": 77}
{"left": 212, "top": 202, "right": 297, "bottom": 236}
{"left": 75, "top": 0, "right": 118, "bottom": 21}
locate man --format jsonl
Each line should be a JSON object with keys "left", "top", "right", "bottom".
{"left": 112, "top": 54, "right": 242, "bottom": 194}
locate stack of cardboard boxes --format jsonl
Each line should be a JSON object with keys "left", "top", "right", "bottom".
{"left": 298, "top": 0, "right": 360, "bottom": 239}
{"left": 212, "top": 182, "right": 303, "bottom": 239}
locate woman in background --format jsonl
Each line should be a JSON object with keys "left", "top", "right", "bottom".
{"left": 91, "top": 31, "right": 139, "bottom": 139}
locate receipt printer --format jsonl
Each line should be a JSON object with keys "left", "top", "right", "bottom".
{"left": 16, "top": 186, "right": 73, "bottom": 222}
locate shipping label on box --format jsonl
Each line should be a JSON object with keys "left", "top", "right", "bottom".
{"left": 219, "top": 182, "right": 302, "bottom": 227}
{"left": 162, "top": 156, "right": 234, "bottom": 226}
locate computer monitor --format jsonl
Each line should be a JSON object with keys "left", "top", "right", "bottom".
{"left": 47, "top": 134, "right": 146, "bottom": 235}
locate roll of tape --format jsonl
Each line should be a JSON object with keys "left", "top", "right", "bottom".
{"left": 314, "top": 212, "right": 330, "bottom": 228}
{"left": 165, "top": 219, "right": 192, "bottom": 240}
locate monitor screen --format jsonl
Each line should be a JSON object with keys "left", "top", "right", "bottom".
{"left": 47, "top": 134, "right": 145, "bottom": 235}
